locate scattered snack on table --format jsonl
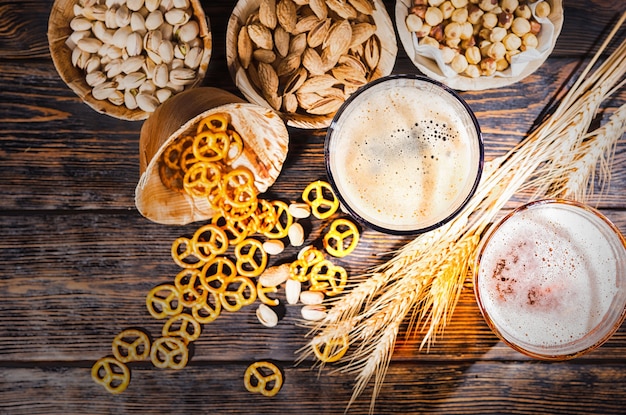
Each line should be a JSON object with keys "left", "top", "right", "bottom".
{"left": 243, "top": 361, "right": 284, "bottom": 397}
{"left": 302, "top": 180, "right": 339, "bottom": 219}
{"left": 112, "top": 329, "right": 151, "bottom": 363}
{"left": 94, "top": 179, "right": 361, "bottom": 393}
{"left": 150, "top": 336, "right": 189, "bottom": 369}
{"left": 91, "top": 356, "right": 131, "bottom": 394}
{"left": 311, "top": 334, "right": 349, "bottom": 363}
{"left": 323, "top": 218, "right": 360, "bottom": 257}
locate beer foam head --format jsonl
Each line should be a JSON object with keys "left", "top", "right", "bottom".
{"left": 325, "top": 75, "right": 483, "bottom": 234}
{"left": 474, "top": 200, "right": 626, "bottom": 359}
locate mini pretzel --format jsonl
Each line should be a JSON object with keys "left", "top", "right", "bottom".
{"left": 212, "top": 214, "right": 249, "bottom": 245}
{"left": 219, "top": 276, "right": 257, "bottom": 312}
{"left": 193, "top": 130, "right": 230, "bottom": 162}
{"left": 323, "top": 218, "right": 360, "bottom": 258}
{"left": 312, "top": 334, "right": 349, "bottom": 363}
{"left": 146, "top": 284, "right": 183, "bottom": 320}
{"left": 191, "top": 224, "right": 229, "bottom": 261}
{"left": 224, "top": 128, "right": 243, "bottom": 164}
{"left": 200, "top": 256, "right": 237, "bottom": 293}
{"left": 257, "top": 280, "right": 279, "bottom": 307}
{"left": 171, "top": 236, "right": 206, "bottom": 269}
{"left": 261, "top": 200, "right": 293, "bottom": 239}
{"left": 222, "top": 167, "right": 258, "bottom": 209}
{"left": 91, "top": 357, "right": 130, "bottom": 394}
{"left": 289, "top": 258, "right": 311, "bottom": 283}
{"left": 182, "top": 161, "right": 222, "bottom": 198}
{"left": 174, "top": 268, "right": 206, "bottom": 308}
{"left": 162, "top": 313, "right": 202, "bottom": 344}
{"left": 297, "top": 246, "right": 325, "bottom": 266}
{"left": 150, "top": 336, "right": 189, "bottom": 370}
{"left": 254, "top": 199, "right": 279, "bottom": 234}
{"left": 196, "top": 112, "right": 229, "bottom": 134}
{"left": 243, "top": 361, "right": 283, "bottom": 397}
{"left": 309, "top": 260, "right": 348, "bottom": 296}
{"left": 191, "top": 290, "right": 222, "bottom": 324}
{"left": 234, "top": 238, "right": 268, "bottom": 277}
{"left": 112, "top": 329, "right": 151, "bottom": 363}
{"left": 302, "top": 180, "right": 339, "bottom": 219}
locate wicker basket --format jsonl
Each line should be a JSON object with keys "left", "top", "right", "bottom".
{"left": 226, "top": 0, "right": 398, "bottom": 129}
{"left": 48, "top": 0, "right": 212, "bottom": 121}
{"left": 135, "top": 87, "right": 289, "bottom": 225}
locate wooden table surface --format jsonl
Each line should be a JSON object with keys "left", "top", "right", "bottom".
{"left": 1, "top": 0, "right": 625, "bottom": 414}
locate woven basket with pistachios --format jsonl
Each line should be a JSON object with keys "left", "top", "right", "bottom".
{"left": 48, "top": 0, "right": 212, "bottom": 120}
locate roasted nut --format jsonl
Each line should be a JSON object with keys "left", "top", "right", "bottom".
{"left": 511, "top": 16, "right": 531, "bottom": 36}
{"left": 521, "top": 32, "right": 538, "bottom": 50}
{"left": 450, "top": 53, "right": 468, "bottom": 73}
{"left": 406, "top": 14, "right": 424, "bottom": 32}
{"left": 256, "top": 303, "right": 279, "bottom": 327}
{"left": 288, "top": 222, "right": 305, "bottom": 246}
{"left": 285, "top": 278, "right": 302, "bottom": 305}
{"left": 535, "top": 1, "right": 551, "bottom": 18}
{"left": 502, "top": 32, "right": 521, "bottom": 51}
{"left": 259, "top": 263, "right": 291, "bottom": 287}
{"left": 424, "top": 6, "right": 444, "bottom": 26}
{"left": 465, "top": 45, "right": 481, "bottom": 64}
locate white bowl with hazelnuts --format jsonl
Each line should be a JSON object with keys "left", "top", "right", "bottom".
{"left": 396, "top": 0, "right": 563, "bottom": 90}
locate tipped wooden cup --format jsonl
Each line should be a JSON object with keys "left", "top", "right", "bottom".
{"left": 135, "top": 87, "right": 289, "bottom": 225}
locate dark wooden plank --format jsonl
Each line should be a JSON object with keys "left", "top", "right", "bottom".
{"left": 1, "top": 58, "right": 625, "bottom": 210}
{"left": 1, "top": 211, "right": 625, "bottom": 362}
{"left": 1, "top": 361, "right": 626, "bottom": 414}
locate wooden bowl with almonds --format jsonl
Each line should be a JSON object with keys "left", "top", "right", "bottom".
{"left": 48, "top": 0, "right": 212, "bottom": 121}
{"left": 226, "top": 0, "right": 398, "bottom": 129}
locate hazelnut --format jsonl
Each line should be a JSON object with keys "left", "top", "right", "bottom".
{"left": 482, "top": 12, "right": 498, "bottom": 29}
{"left": 440, "top": 1, "right": 455, "bottom": 19}
{"left": 428, "top": 0, "right": 446, "bottom": 7}
{"left": 410, "top": 5, "right": 427, "bottom": 19}
{"left": 464, "top": 64, "right": 481, "bottom": 77}
{"left": 511, "top": 17, "right": 531, "bottom": 36}
{"left": 459, "top": 21, "right": 474, "bottom": 39}
{"left": 480, "top": 57, "right": 497, "bottom": 75}
{"left": 515, "top": 4, "right": 532, "bottom": 19}
{"left": 444, "top": 21, "right": 462, "bottom": 38}
{"left": 521, "top": 32, "right": 538, "bottom": 50}
{"left": 496, "top": 58, "right": 509, "bottom": 71}
{"left": 451, "top": 0, "right": 468, "bottom": 7}
{"left": 502, "top": 32, "right": 521, "bottom": 50}
{"left": 441, "top": 46, "right": 456, "bottom": 63}
{"left": 465, "top": 45, "right": 481, "bottom": 64}
{"left": 529, "top": 19, "right": 542, "bottom": 35}
{"left": 425, "top": 6, "right": 444, "bottom": 26}
{"left": 430, "top": 24, "right": 445, "bottom": 41}
{"left": 500, "top": 0, "right": 519, "bottom": 13}
{"left": 535, "top": 1, "right": 551, "bottom": 18}
{"left": 420, "top": 35, "right": 440, "bottom": 48}
{"left": 478, "top": 0, "right": 498, "bottom": 12}
{"left": 490, "top": 26, "right": 507, "bottom": 42}
{"left": 414, "top": 23, "right": 432, "bottom": 38}
{"left": 467, "top": 4, "right": 484, "bottom": 24}
{"left": 450, "top": 53, "right": 469, "bottom": 73}
{"left": 406, "top": 14, "right": 424, "bottom": 32}
{"left": 498, "top": 12, "right": 513, "bottom": 29}
{"left": 451, "top": 7, "right": 469, "bottom": 23}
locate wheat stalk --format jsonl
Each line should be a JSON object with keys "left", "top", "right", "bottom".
{"left": 301, "top": 12, "right": 626, "bottom": 414}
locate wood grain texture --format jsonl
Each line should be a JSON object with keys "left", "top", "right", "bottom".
{"left": 1, "top": 0, "right": 625, "bottom": 414}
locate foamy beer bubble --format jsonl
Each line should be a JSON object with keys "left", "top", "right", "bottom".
{"left": 325, "top": 74, "right": 483, "bottom": 234}
{"left": 474, "top": 199, "right": 626, "bottom": 360}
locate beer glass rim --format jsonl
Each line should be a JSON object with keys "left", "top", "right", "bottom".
{"left": 324, "top": 73, "right": 484, "bottom": 235}
{"left": 473, "top": 198, "right": 626, "bottom": 360}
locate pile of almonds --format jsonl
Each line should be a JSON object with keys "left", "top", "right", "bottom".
{"left": 237, "top": 0, "right": 381, "bottom": 116}
{"left": 66, "top": 0, "right": 205, "bottom": 113}
{"left": 405, "top": 0, "right": 551, "bottom": 78}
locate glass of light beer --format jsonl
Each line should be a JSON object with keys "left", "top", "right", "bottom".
{"left": 474, "top": 199, "right": 626, "bottom": 360}
{"left": 325, "top": 74, "right": 483, "bottom": 234}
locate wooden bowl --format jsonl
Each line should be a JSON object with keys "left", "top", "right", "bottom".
{"left": 395, "top": 0, "right": 563, "bottom": 91}
{"left": 48, "top": 0, "right": 212, "bottom": 121}
{"left": 226, "top": 0, "right": 398, "bottom": 129}
{"left": 135, "top": 87, "right": 289, "bottom": 225}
